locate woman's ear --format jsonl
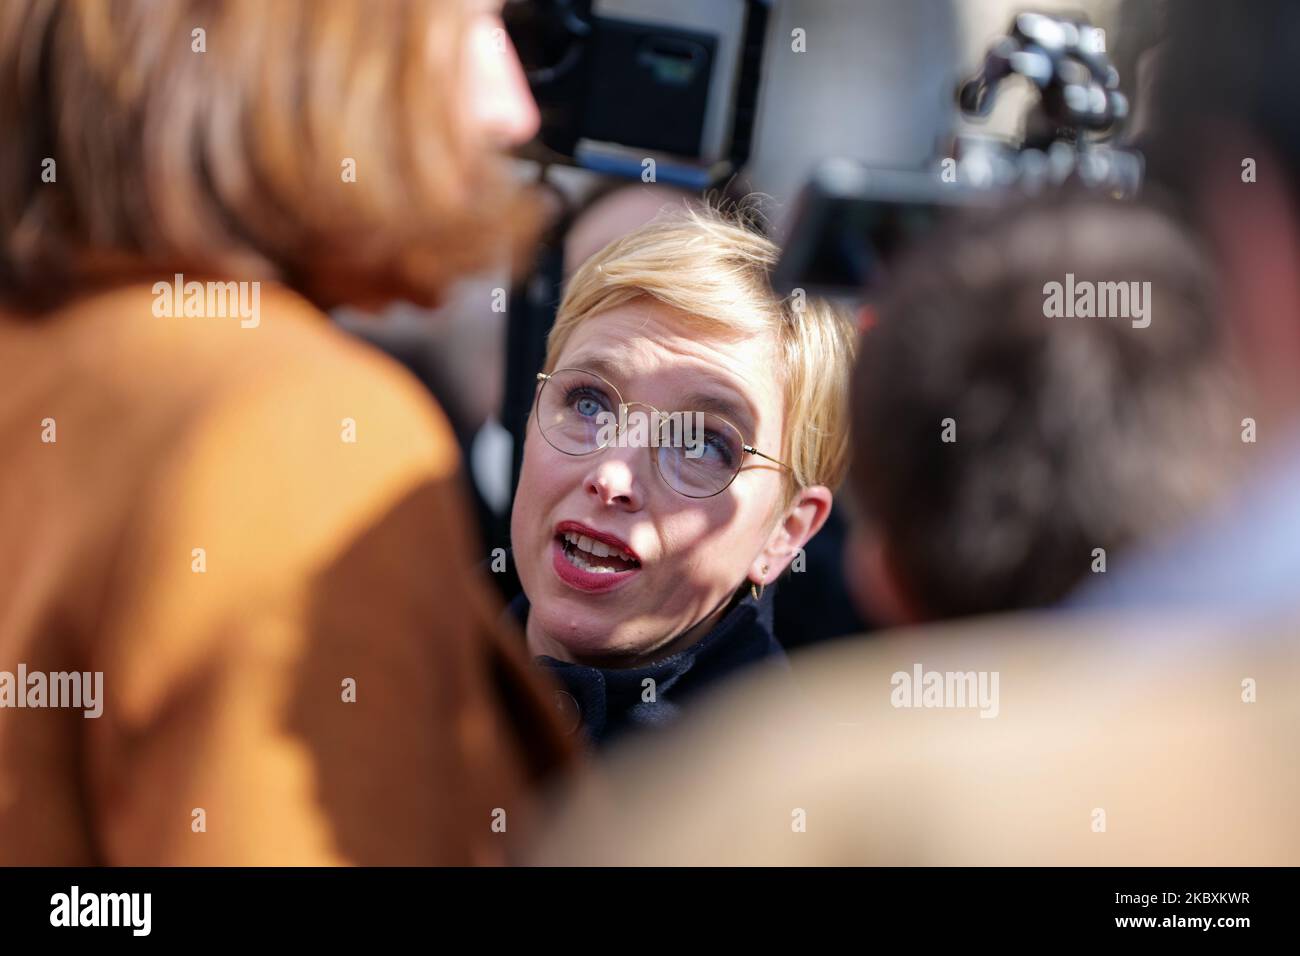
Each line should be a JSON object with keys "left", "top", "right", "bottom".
{"left": 750, "top": 485, "right": 833, "bottom": 585}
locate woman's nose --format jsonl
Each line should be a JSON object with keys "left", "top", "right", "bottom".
{"left": 584, "top": 451, "right": 645, "bottom": 511}
{"left": 463, "top": 13, "right": 541, "bottom": 148}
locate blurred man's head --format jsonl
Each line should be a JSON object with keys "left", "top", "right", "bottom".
{"left": 848, "top": 196, "right": 1240, "bottom": 623}
{"left": 1144, "top": 0, "right": 1300, "bottom": 425}
{"left": 0, "top": 0, "right": 537, "bottom": 311}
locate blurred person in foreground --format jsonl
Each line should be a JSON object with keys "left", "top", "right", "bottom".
{"left": 505, "top": 204, "right": 857, "bottom": 747}
{"left": 849, "top": 195, "right": 1241, "bottom": 625}
{"left": 528, "top": 2, "right": 1300, "bottom": 863}
{"left": 1069, "top": 0, "right": 1300, "bottom": 613}
{"left": 0, "top": 0, "right": 575, "bottom": 865}
{"left": 531, "top": 609, "right": 1299, "bottom": 864}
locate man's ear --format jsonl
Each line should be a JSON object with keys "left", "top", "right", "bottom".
{"left": 1201, "top": 135, "right": 1300, "bottom": 421}
{"left": 749, "top": 485, "right": 833, "bottom": 585}
{"left": 845, "top": 526, "right": 922, "bottom": 626}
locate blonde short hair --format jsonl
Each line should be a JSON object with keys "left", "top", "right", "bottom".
{"left": 546, "top": 203, "right": 857, "bottom": 494}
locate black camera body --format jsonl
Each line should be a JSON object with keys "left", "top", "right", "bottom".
{"left": 505, "top": 0, "right": 770, "bottom": 188}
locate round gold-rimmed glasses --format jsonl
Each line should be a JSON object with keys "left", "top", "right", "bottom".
{"left": 533, "top": 367, "right": 790, "bottom": 499}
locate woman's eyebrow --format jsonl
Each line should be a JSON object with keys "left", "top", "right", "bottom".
{"left": 563, "top": 354, "right": 760, "bottom": 432}
{"left": 564, "top": 354, "right": 625, "bottom": 383}
{"left": 683, "top": 390, "right": 758, "bottom": 435}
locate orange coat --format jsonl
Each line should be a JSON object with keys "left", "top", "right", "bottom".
{"left": 0, "top": 281, "right": 575, "bottom": 864}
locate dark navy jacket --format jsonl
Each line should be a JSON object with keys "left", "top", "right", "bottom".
{"left": 498, "top": 554, "right": 788, "bottom": 748}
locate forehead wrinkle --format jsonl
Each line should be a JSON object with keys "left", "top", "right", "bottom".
{"left": 650, "top": 335, "right": 767, "bottom": 436}
{"left": 559, "top": 353, "right": 627, "bottom": 384}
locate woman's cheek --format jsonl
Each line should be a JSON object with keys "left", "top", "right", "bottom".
{"left": 511, "top": 448, "right": 546, "bottom": 552}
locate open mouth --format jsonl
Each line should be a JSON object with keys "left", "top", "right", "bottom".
{"left": 557, "top": 530, "right": 641, "bottom": 574}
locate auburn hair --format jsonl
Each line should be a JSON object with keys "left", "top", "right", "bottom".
{"left": 0, "top": 0, "right": 535, "bottom": 311}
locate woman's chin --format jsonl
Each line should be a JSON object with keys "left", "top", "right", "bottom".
{"left": 529, "top": 605, "right": 656, "bottom": 664}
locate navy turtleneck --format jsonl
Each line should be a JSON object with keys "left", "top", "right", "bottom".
{"left": 504, "top": 567, "right": 788, "bottom": 749}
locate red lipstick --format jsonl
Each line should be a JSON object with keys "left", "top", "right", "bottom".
{"left": 551, "top": 521, "right": 642, "bottom": 594}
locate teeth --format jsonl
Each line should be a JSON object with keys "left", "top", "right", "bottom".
{"left": 564, "top": 547, "right": 619, "bottom": 574}
{"left": 560, "top": 530, "right": 638, "bottom": 565}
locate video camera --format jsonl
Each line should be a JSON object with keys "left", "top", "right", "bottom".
{"left": 774, "top": 11, "right": 1143, "bottom": 301}
{"left": 504, "top": 0, "right": 770, "bottom": 189}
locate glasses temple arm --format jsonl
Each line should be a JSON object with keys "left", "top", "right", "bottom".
{"left": 744, "top": 445, "right": 792, "bottom": 470}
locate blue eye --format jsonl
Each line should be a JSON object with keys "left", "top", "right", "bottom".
{"left": 566, "top": 386, "right": 611, "bottom": 419}
{"left": 701, "top": 430, "right": 736, "bottom": 467}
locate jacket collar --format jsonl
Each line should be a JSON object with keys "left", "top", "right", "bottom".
{"left": 506, "top": 576, "right": 786, "bottom": 748}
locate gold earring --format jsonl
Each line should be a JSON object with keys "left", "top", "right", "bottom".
{"left": 750, "top": 564, "right": 769, "bottom": 601}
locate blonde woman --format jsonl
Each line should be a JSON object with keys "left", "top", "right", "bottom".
{"left": 508, "top": 205, "right": 857, "bottom": 745}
